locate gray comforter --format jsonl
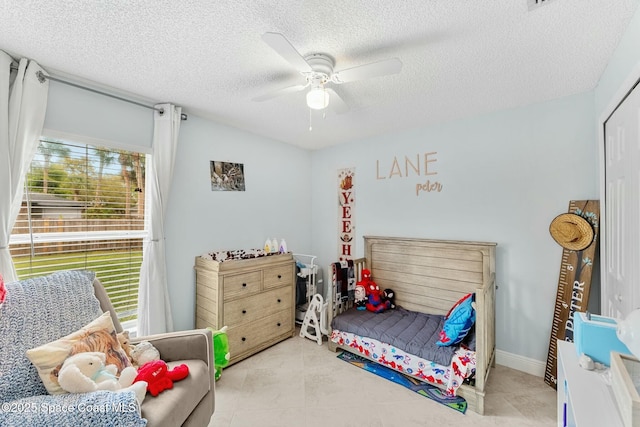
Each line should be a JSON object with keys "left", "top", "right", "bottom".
{"left": 331, "top": 307, "right": 468, "bottom": 366}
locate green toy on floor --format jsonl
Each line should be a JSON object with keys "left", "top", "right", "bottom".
{"left": 208, "top": 326, "right": 230, "bottom": 381}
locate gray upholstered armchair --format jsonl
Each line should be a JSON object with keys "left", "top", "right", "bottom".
{"left": 93, "top": 276, "right": 216, "bottom": 426}
{"left": 0, "top": 270, "right": 214, "bottom": 427}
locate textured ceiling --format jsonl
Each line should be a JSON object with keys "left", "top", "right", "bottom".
{"left": 0, "top": 1, "right": 638, "bottom": 150}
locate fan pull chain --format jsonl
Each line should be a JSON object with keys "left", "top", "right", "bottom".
{"left": 309, "top": 107, "right": 313, "bottom": 131}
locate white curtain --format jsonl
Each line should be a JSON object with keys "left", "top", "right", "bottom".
{"left": 0, "top": 52, "right": 49, "bottom": 283}
{"left": 137, "top": 103, "right": 181, "bottom": 335}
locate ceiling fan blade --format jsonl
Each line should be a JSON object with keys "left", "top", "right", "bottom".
{"left": 331, "top": 58, "right": 402, "bottom": 84}
{"left": 261, "top": 32, "right": 313, "bottom": 73}
{"left": 252, "top": 83, "right": 308, "bottom": 102}
{"left": 326, "top": 88, "right": 350, "bottom": 114}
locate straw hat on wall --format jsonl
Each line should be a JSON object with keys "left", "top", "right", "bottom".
{"left": 549, "top": 213, "right": 594, "bottom": 251}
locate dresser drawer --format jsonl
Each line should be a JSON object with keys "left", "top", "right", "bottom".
{"left": 223, "top": 271, "right": 261, "bottom": 300}
{"left": 228, "top": 310, "right": 293, "bottom": 356}
{"left": 224, "top": 287, "right": 292, "bottom": 326}
{"left": 263, "top": 265, "right": 293, "bottom": 289}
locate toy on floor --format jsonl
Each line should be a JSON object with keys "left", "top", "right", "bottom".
{"left": 208, "top": 326, "right": 230, "bottom": 381}
{"left": 134, "top": 360, "right": 189, "bottom": 396}
{"left": 360, "top": 269, "right": 390, "bottom": 313}
{"left": 57, "top": 351, "right": 147, "bottom": 405}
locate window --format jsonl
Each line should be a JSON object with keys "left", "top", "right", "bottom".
{"left": 9, "top": 137, "right": 147, "bottom": 324}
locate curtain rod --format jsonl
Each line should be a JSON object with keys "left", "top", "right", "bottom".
{"left": 36, "top": 71, "right": 188, "bottom": 121}
{"left": 9, "top": 63, "right": 186, "bottom": 120}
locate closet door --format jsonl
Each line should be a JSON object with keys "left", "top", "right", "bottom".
{"left": 604, "top": 81, "right": 640, "bottom": 318}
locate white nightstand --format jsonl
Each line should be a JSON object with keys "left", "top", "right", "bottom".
{"left": 557, "top": 339, "right": 624, "bottom": 426}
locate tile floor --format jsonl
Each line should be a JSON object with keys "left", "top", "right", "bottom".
{"left": 208, "top": 333, "right": 557, "bottom": 426}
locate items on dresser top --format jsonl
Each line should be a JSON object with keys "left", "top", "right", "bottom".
{"left": 195, "top": 252, "right": 296, "bottom": 365}
{"left": 574, "top": 312, "right": 631, "bottom": 366}
{"left": 202, "top": 244, "right": 290, "bottom": 263}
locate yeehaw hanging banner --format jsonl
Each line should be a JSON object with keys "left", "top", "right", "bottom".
{"left": 338, "top": 168, "right": 355, "bottom": 261}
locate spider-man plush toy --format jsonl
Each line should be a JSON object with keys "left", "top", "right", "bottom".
{"left": 359, "top": 269, "right": 390, "bottom": 313}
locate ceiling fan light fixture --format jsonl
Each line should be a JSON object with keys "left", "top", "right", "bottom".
{"left": 306, "top": 87, "right": 330, "bottom": 110}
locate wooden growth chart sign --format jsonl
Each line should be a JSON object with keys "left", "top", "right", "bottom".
{"left": 544, "top": 200, "right": 599, "bottom": 389}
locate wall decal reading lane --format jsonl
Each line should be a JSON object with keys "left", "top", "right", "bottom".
{"left": 376, "top": 152, "right": 443, "bottom": 196}
{"left": 376, "top": 152, "right": 438, "bottom": 179}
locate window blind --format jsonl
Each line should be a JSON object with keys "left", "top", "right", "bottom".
{"left": 9, "top": 138, "right": 147, "bottom": 322}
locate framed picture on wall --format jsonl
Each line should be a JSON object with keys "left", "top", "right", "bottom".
{"left": 210, "top": 161, "right": 245, "bottom": 191}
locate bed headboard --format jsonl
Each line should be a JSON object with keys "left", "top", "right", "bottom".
{"left": 363, "top": 236, "right": 496, "bottom": 315}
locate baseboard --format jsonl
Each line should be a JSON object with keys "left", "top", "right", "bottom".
{"left": 495, "top": 349, "right": 546, "bottom": 377}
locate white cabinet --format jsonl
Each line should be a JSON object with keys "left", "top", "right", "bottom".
{"left": 557, "top": 340, "right": 623, "bottom": 426}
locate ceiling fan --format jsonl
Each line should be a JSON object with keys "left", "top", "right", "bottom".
{"left": 252, "top": 32, "right": 403, "bottom": 114}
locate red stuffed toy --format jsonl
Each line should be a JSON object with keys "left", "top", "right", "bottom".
{"left": 0, "top": 274, "right": 5, "bottom": 308}
{"left": 359, "top": 269, "right": 390, "bottom": 313}
{"left": 134, "top": 360, "right": 189, "bottom": 396}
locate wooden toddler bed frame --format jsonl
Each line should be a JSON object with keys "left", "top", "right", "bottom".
{"left": 327, "top": 236, "right": 497, "bottom": 415}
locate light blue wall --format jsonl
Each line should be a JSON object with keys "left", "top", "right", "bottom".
{"left": 43, "top": 80, "right": 154, "bottom": 150}
{"left": 42, "top": 83, "right": 313, "bottom": 332}
{"left": 311, "top": 91, "right": 597, "bottom": 361}
{"left": 165, "top": 115, "right": 312, "bottom": 330}
{"left": 42, "top": 77, "right": 599, "bottom": 361}
{"left": 595, "top": 5, "right": 640, "bottom": 118}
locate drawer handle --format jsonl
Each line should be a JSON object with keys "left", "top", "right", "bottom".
{"left": 277, "top": 322, "right": 281, "bottom": 327}
{"left": 277, "top": 274, "right": 282, "bottom": 279}
{"left": 277, "top": 299, "right": 281, "bottom": 303}
{"left": 242, "top": 309, "right": 247, "bottom": 314}
{"left": 242, "top": 283, "right": 247, "bottom": 287}
{"left": 241, "top": 337, "right": 246, "bottom": 342}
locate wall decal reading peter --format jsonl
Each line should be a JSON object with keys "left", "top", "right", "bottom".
{"left": 376, "top": 152, "right": 443, "bottom": 197}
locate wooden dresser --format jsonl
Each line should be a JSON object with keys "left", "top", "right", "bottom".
{"left": 194, "top": 253, "right": 296, "bottom": 365}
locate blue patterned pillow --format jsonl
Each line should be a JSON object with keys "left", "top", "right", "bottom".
{"left": 437, "top": 293, "right": 476, "bottom": 347}
{"left": 0, "top": 270, "right": 103, "bottom": 403}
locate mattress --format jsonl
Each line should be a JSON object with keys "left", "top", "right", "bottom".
{"left": 330, "top": 307, "right": 477, "bottom": 395}
{"left": 331, "top": 307, "right": 463, "bottom": 366}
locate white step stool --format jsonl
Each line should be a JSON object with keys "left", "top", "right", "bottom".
{"left": 299, "top": 294, "right": 328, "bottom": 345}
